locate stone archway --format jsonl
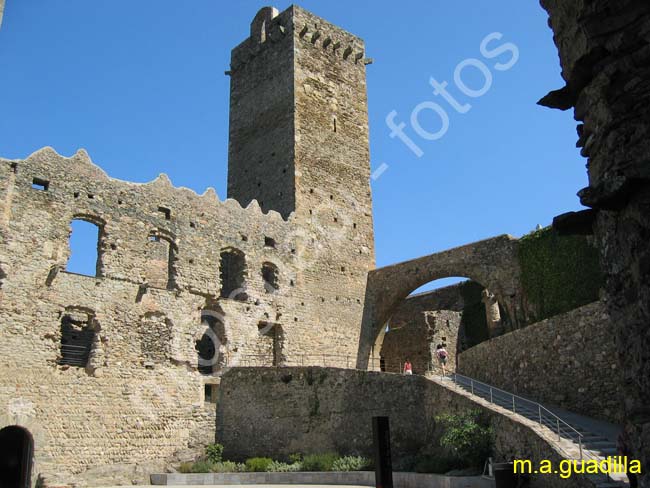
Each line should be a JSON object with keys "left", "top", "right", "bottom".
{"left": 356, "top": 235, "right": 523, "bottom": 369}
{"left": 0, "top": 425, "right": 33, "bottom": 488}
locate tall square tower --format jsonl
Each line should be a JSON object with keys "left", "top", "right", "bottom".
{"left": 227, "top": 5, "right": 376, "bottom": 351}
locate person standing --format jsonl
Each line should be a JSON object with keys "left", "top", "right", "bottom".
{"left": 403, "top": 359, "right": 413, "bottom": 375}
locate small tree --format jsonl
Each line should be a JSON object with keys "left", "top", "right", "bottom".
{"left": 435, "top": 410, "right": 493, "bottom": 468}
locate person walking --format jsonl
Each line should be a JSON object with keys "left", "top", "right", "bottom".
{"left": 436, "top": 344, "right": 449, "bottom": 376}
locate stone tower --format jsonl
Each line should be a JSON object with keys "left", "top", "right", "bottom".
{"left": 227, "top": 5, "right": 376, "bottom": 353}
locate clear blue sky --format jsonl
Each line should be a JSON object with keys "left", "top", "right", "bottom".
{"left": 0, "top": 1, "right": 586, "bottom": 283}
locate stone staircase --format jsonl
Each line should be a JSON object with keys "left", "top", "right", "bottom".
{"left": 428, "top": 373, "right": 628, "bottom": 488}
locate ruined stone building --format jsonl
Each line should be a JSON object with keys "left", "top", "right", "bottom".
{"left": 1, "top": 2, "right": 645, "bottom": 487}
{"left": 0, "top": 5, "right": 375, "bottom": 483}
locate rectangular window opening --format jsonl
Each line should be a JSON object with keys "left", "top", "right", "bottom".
{"left": 158, "top": 206, "right": 171, "bottom": 220}
{"left": 204, "top": 384, "right": 219, "bottom": 404}
{"left": 32, "top": 178, "right": 49, "bottom": 191}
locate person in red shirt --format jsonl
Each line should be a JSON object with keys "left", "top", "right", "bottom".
{"left": 403, "top": 359, "right": 413, "bottom": 375}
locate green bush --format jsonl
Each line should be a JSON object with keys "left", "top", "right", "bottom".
{"left": 212, "top": 460, "right": 245, "bottom": 473}
{"left": 331, "top": 456, "right": 372, "bottom": 471}
{"left": 178, "top": 461, "right": 193, "bottom": 473}
{"left": 190, "top": 460, "right": 216, "bottom": 473}
{"left": 267, "top": 460, "right": 302, "bottom": 472}
{"left": 518, "top": 227, "right": 603, "bottom": 322}
{"left": 206, "top": 443, "right": 224, "bottom": 463}
{"left": 435, "top": 410, "right": 493, "bottom": 468}
{"left": 288, "top": 453, "right": 303, "bottom": 464}
{"left": 301, "top": 452, "right": 339, "bottom": 472}
{"left": 245, "top": 457, "right": 274, "bottom": 472}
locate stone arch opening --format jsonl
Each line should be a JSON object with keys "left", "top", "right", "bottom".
{"left": 371, "top": 278, "right": 499, "bottom": 375}
{"left": 220, "top": 248, "right": 247, "bottom": 301}
{"left": 250, "top": 6, "right": 279, "bottom": 44}
{"left": 196, "top": 310, "right": 227, "bottom": 375}
{"left": 355, "top": 235, "right": 522, "bottom": 370}
{"left": 0, "top": 425, "right": 33, "bottom": 488}
{"left": 66, "top": 215, "right": 106, "bottom": 277}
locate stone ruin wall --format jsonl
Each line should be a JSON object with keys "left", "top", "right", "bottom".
{"left": 217, "top": 366, "right": 592, "bottom": 488}
{"left": 0, "top": 145, "right": 366, "bottom": 484}
{"left": 379, "top": 284, "right": 466, "bottom": 375}
{"left": 539, "top": 0, "right": 650, "bottom": 480}
{"left": 458, "top": 301, "right": 623, "bottom": 424}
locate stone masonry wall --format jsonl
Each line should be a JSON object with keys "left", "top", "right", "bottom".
{"left": 227, "top": 5, "right": 375, "bottom": 364}
{"left": 458, "top": 301, "right": 623, "bottom": 424}
{"left": 0, "top": 6, "right": 376, "bottom": 483}
{"left": 538, "top": 1, "right": 650, "bottom": 484}
{"left": 379, "top": 285, "right": 465, "bottom": 374}
{"left": 217, "top": 367, "right": 592, "bottom": 488}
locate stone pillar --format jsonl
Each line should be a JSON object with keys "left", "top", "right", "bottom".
{"left": 539, "top": 1, "right": 650, "bottom": 485}
{"left": 481, "top": 289, "right": 501, "bottom": 337}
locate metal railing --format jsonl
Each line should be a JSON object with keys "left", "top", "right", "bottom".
{"left": 216, "top": 354, "right": 416, "bottom": 372}
{"left": 223, "top": 353, "right": 358, "bottom": 369}
{"left": 451, "top": 373, "right": 591, "bottom": 460}
{"left": 227, "top": 354, "right": 416, "bottom": 373}
{"left": 448, "top": 373, "right": 617, "bottom": 482}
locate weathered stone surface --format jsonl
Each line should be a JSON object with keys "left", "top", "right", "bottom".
{"left": 378, "top": 285, "right": 466, "bottom": 374}
{"left": 0, "top": 5, "right": 374, "bottom": 485}
{"left": 217, "top": 366, "right": 592, "bottom": 488}
{"left": 539, "top": 1, "right": 650, "bottom": 483}
{"left": 458, "top": 301, "right": 623, "bottom": 424}
{"left": 356, "top": 234, "right": 523, "bottom": 369}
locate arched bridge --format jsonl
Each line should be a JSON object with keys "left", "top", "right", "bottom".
{"left": 356, "top": 234, "right": 523, "bottom": 369}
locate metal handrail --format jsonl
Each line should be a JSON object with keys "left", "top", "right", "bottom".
{"left": 449, "top": 373, "right": 616, "bottom": 482}
{"left": 450, "top": 372, "right": 585, "bottom": 461}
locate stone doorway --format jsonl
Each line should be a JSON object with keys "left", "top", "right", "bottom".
{"left": 0, "top": 425, "right": 33, "bottom": 488}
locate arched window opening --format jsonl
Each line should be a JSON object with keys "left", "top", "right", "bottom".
{"left": 145, "top": 231, "right": 178, "bottom": 290}
{"left": 59, "top": 310, "right": 97, "bottom": 368}
{"left": 66, "top": 218, "right": 104, "bottom": 277}
{"left": 220, "top": 248, "right": 247, "bottom": 301}
{"left": 0, "top": 426, "right": 33, "bottom": 488}
{"left": 196, "top": 312, "right": 226, "bottom": 375}
{"left": 262, "top": 262, "right": 279, "bottom": 293}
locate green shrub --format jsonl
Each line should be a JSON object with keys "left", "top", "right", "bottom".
{"left": 331, "top": 456, "right": 372, "bottom": 471}
{"left": 267, "top": 460, "right": 302, "bottom": 472}
{"left": 301, "top": 452, "right": 339, "bottom": 472}
{"left": 245, "top": 457, "right": 274, "bottom": 472}
{"left": 212, "top": 460, "right": 246, "bottom": 473}
{"left": 178, "top": 461, "right": 193, "bottom": 473}
{"left": 190, "top": 460, "right": 215, "bottom": 473}
{"left": 288, "top": 453, "right": 303, "bottom": 464}
{"left": 206, "top": 443, "right": 224, "bottom": 463}
{"left": 518, "top": 227, "right": 603, "bottom": 322}
{"left": 414, "top": 455, "right": 458, "bottom": 474}
{"left": 435, "top": 410, "right": 493, "bottom": 468}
